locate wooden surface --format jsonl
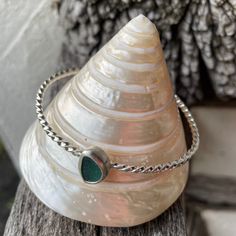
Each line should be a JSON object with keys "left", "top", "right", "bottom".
{"left": 186, "top": 175, "right": 236, "bottom": 206}
{"left": 4, "top": 179, "right": 187, "bottom": 236}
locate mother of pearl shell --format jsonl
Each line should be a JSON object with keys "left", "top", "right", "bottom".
{"left": 20, "top": 15, "right": 188, "bottom": 227}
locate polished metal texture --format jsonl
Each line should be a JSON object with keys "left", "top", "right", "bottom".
{"left": 36, "top": 69, "right": 200, "bottom": 178}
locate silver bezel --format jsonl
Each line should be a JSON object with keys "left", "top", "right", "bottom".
{"left": 78, "top": 147, "right": 111, "bottom": 184}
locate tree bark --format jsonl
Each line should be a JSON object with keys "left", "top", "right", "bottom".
{"left": 58, "top": 0, "right": 236, "bottom": 104}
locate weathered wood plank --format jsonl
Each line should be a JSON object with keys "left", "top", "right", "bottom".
{"left": 4, "top": 179, "right": 186, "bottom": 236}
{"left": 186, "top": 175, "right": 236, "bottom": 206}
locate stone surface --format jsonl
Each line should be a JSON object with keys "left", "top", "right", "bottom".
{"left": 190, "top": 107, "right": 236, "bottom": 178}
{"left": 186, "top": 203, "right": 236, "bottom": 236}
{"left": 186, "top": 106, "right": 236, "bottom": 235}
{"left": 186, "top": 107, "right": 236, "bottom": 206}
{"left": 0, "top": 0, "right": 63, "bottom": 171}
{"left": 201, "top": 209, "right": 236, "bottom": 236}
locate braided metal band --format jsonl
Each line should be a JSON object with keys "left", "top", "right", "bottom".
{"left": 36, "top": 69, "right": 199, "bottom": 174}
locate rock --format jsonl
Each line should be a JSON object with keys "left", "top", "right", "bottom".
{"left": 186, "top": 107, "right": 236, "bottom": 205}
{"left": 190, "top": 107, "right": 236, "bottom": 179}
{"left": 186, "top": 204, "right": 236, "bottom": 236}
{"left": 0, "top": 0, "right": 63, "bottom": 171}
{"left": 201, "top": 209, "right": 236, "bottom": 236}
{"left": 186, "top": 106, "right": 236, "bottom": 235}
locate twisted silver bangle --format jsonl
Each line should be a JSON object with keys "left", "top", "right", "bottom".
{"left": 36, "top": 68, "right": 200, "bottom": 184}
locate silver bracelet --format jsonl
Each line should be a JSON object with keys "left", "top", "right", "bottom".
{"left": 36, "top": 68, "right": 200, "bottom": 184}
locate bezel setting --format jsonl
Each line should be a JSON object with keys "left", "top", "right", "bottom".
{"left": 78, "top": 147, "right": 111, "bottom": 184}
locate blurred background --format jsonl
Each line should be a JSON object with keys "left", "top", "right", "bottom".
{"left": 0, "top": 0, "right": 235, "bottom": 235}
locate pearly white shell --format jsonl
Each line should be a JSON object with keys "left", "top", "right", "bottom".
{"left": 20, "top": 15, "right": 188, "bottom": 227}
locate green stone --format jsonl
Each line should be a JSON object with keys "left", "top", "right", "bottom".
{"left": 81, "top": 156, "right": 102, "bottom": 183}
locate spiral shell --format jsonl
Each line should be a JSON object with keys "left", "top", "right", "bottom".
{"left": 20, "top": 15, "right": 188, "bottom": 227}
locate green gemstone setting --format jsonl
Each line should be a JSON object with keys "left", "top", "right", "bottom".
{"left": 79, "top": 147, "right": 110, "bottom": 184}
{"left": 81, "top": 156, "right": 103, "bottom": 183}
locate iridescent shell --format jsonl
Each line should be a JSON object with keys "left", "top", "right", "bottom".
{"left": 20, "top": 15, "right": 188, "bottom": 227}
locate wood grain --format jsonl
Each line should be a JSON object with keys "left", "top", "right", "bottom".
{"left": 186, "top": 175, "right": 236, "bottom": 206}
{"left": 4, "top": 180, "right": 186, "bottom": 236}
